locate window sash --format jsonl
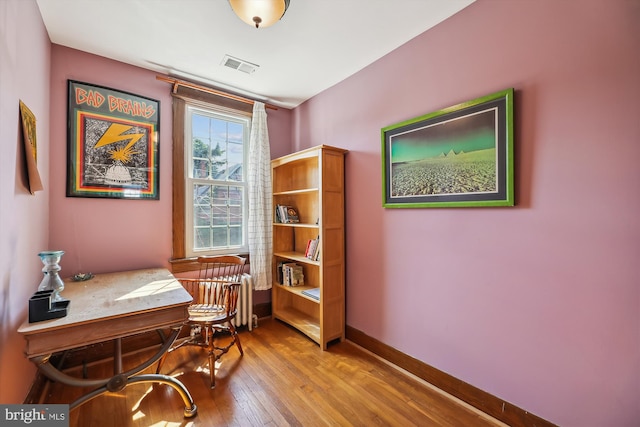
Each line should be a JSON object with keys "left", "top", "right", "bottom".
{"left": 184, "top": 103, "right": 250, "bottom": 258}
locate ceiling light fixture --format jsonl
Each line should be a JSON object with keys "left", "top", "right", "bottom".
{"left": 228, "top": 0, "right": 290, "bottom": 29}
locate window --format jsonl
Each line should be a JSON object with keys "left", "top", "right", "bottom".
{"left": 169, "top": 86, "right": 254, "bottom": 272}
{"left": 184, "top": 104, "right": 250, "bottom": 257}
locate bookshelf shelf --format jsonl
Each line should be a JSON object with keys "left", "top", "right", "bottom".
{"left": 274, "top": 283, "right": 321, "bottom": 303}
{"left": 271, "top": 145, "right": 347, "bottom": 350}
{"left": 273, "top": 223, "right": 319, "bottom": 229}
{"left": 273, "top": 188, "right": 319, "bottom": 196}
{"left": 274, "top": 251, "right": 320, "bottom": 266}
{"left": 273, "top": 307, "right": 321, "bottom": 342}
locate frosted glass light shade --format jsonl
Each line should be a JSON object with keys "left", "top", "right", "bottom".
{"left": 229, "top": 0, "right": 290, "bottom": 28}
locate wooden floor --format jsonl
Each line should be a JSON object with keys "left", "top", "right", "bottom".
{"left": 42, "top": 318, "right": 506, "bottom": 426}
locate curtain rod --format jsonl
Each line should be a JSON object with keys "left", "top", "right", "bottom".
{"left": 156, "top": 75, "right": 278, "bottom": 110}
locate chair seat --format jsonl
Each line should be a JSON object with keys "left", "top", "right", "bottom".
{"left": 188, "top": 305, "right": 227, "bottom": 323}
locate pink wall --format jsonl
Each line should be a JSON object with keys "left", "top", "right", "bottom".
{"left": 48, "top": 46, "right": 292, "bottom": 277}
{"left": 292, "top": 1, "right": 639, "bottom": 426}
{"left": 0, "top": 0, "right": 52, "bottom": 403}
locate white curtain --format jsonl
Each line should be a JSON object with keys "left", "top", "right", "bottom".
{"left": 248, "top": 102, "right": 273, "bottom": 290}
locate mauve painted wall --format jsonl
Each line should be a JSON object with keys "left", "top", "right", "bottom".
{"left": 292, "top": 1, "right": 639, "bottom": 426}
{"left": 48, "top": 46, "right": 292, "bottom": 279}
{"left": 0, "top": 0, "right": 51, "bottom": 403}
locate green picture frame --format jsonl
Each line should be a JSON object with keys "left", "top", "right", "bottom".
{"left": 382, "top": 88, "right": 514, "bottom": 208}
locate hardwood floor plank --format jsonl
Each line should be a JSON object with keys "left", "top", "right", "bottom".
{"left": 41, "top": 318, "right": 506, "bottom": 426}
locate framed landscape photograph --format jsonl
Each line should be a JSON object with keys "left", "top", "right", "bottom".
{"left": 67, "top": 80, "right": 160, "bottom": 199}
{"left": 381, "top": 88, "right": 514, "bottom": 208}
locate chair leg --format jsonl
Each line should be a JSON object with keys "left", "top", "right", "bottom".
{"left": 207, "top": 350, "right": 216, "bottom": 389}
{"left": 229, "top": 322, "right": 244, "bottom": 356}
{"left": 205, "top": 325, "right": 217, "bottom": 389}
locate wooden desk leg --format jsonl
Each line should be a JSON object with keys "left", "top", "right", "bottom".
{"left": 114, "top": 337, "right": 123, "bottom": 374}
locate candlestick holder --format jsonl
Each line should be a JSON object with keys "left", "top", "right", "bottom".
{"left": 37, "top": 250, "right": 66, "bottom": 302}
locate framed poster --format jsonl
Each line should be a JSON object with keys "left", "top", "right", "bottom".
{"left": 382, "top": 88, "right": 514, "bottom": 208}
{"left": 67, "top": 80, "right": 160, "bottom": 199}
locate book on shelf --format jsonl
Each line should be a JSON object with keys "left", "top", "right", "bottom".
{"left": 275, "top": 204, "right": 300, "bottom": 224}
{"left": 301, "top": 287, "right": 320, "bottom": 301}
{"left": 277, "top": 261, "right": 285, "bottom": 284}
{"left": 281, "top": 262, "right": 304, "bottom": 286}
{"left": 280, "top": 262, "right": 295, "bottom": 285}
{"left": 290, "top": 264, "right": 304, "bottom": 286}
{"left": 306, "top": 236, "right": 320, "bottom": 261}
{"left": 285, "top": 206, "right": 300, "bottom": 223}
{"left": 312, "top": 236, "right": 321, "bottom": 261}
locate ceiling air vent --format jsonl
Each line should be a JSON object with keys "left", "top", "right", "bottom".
{"left": 221, "top": 54, "right": 259, "bottom": 74}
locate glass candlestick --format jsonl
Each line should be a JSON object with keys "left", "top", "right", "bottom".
{"left": 37, "top": 250, "right": 66, "bottom": 302}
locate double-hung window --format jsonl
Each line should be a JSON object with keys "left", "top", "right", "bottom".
{"left": 184, "top": 103, "right": 250, "bottom": 258}
{"left": 169, "top": 85, "right": 254, "bottom": 272}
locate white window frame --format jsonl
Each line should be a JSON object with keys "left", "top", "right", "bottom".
{"left": 184, "top": 102, "right": 251, "bottom": 258}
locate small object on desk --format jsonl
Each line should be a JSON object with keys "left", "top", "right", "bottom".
{"left": 29, "top": 290, "right": 69, "bottom": 323}
{"left": 72, "top": 272, "right": 94, "bottom": 282}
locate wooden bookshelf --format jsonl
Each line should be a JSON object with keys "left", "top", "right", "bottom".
{"left": 271, "top": 145, "right": 347, "bottom": 349}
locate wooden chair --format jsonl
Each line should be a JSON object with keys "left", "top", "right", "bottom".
{"left": 157, "top": 255, "right": 246, "bottom": 388}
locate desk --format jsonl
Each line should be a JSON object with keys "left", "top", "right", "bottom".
{"left": 18, "top": 268, "right": 197, "bottom": 418}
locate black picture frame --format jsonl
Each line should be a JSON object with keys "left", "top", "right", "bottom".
{"left": 381, "top": 88, "right": 514, "bottom": 208}
{"left": 66, "top": 80, "right": 160, "bottom": 199}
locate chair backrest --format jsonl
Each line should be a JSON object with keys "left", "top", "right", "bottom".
{"left": 186, "top": 255, "right": 246, "bottom": 318}
{"left": 197, "top": 255, "right": 246, "bottom": 282}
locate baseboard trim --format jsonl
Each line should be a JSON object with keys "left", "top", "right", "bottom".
{"left": 254, "top": 302, "right": 271, "bottom": 320}
{"left": 345, "top": 325, "right": 556, "bottom": 427}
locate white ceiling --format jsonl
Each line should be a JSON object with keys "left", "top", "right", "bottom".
{"left": 36, "top": 0, "right": 475, "bottom": 109}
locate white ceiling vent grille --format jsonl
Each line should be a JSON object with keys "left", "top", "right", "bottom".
{"left": 221, "top": 55, "right": 259, "bottom": 74}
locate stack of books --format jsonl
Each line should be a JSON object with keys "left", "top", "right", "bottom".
{"left": 277, "top": 262, "right": 304, "bottom": 286}
{"left": 304, "top": 236, "right": 320, "bottom": 261}
{"left": 275, "top": 205, "right": 300, "bottom": 223}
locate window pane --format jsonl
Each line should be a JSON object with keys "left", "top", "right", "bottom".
{"left": 211, "top": 185, "right": 228, "bottom": 205}
{"left": 227, "top": 142, "right": 243, "bottom": 182}
{"left": 212, "top": 205, "right": 227, "bottom": 226}
{"left": 230, "top": 226, "right": 242, "bottom": 246}
{"left": 195, "top": 207, "right": 211, "bottom": 227}
{"left": 194, "top": 184, "right": 210, "bottom": 204}
{"left": 212, "top": 227, "right": 228, "bottom": 248}
{"left": 229, "top": 205, "right": 242, "bottom": 226}
{"left": 192, "top": 145, "right": 211, "bottom": 178}
{"left": 210, "top": 143, "right": 229, "bottom": 180}
{"left": 211, "top": 119, "right": 227, "bottom": 145}
{"left": 229, "top": 186, "right": 242, "bottom": 206}
{"left": 193, "top": 184, "right": 211, "bottom": 230}
{"left": 194, "top": 227, "right": 211, "bottom": 250}
{"left": 192, "top": 114, "right": 210, "bottom": 140}
{"left": 228, "top": 122, "right": 243, "bottom": 143}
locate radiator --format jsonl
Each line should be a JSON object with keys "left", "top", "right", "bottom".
{"left": 234, "top": 274, "right": 255, "bottom": 331}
